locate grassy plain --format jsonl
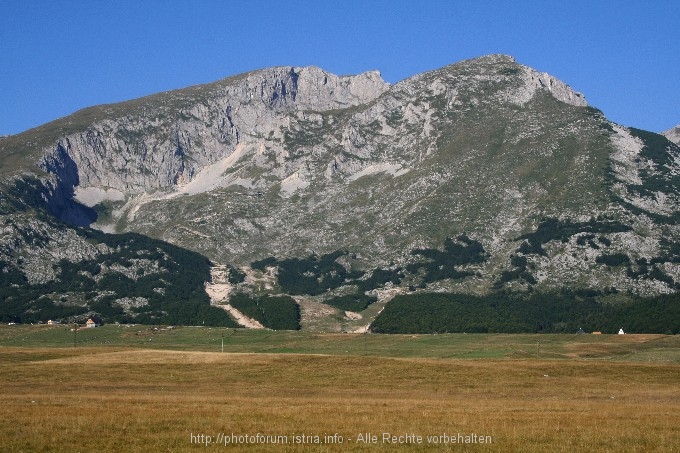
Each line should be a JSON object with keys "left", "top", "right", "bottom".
{"left": 1, "top": 325, "right": 679, "bottom": 452}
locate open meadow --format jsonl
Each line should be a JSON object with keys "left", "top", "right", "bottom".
{"left": 1, "top": 325, "right": 679, "bottom": 452}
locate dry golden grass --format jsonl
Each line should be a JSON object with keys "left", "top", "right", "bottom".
{"left": 1, "top": 346, "right": 679, "bottom": 452}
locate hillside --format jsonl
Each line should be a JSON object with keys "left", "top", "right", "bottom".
{"left": 1, "top": 55, "right": 680, "bottom": 332}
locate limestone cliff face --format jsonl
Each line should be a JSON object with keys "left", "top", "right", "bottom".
{"left": 37, "top": 66, "right": 389, "bottom": 197}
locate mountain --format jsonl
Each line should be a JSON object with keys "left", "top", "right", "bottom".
{"left": 2, "top": 55, "right": 680, "bottom": 332}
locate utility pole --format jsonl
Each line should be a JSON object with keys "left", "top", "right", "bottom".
{"left": 221, "top": 333, "right": 224, "bottom": 353}
{"left": 73, "top": 323, "right": 78, "bottom": 348}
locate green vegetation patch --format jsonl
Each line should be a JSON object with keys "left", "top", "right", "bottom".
{"left": 625, "top": 128, "right": 680, "bottom": 205}
{"left": 371, "top": 291, "right": 680, "bottom": 334}
{"left": 229, "top": 293, "right": 300, "bottom": 330}
{"left": 356, "top": 268, "right": 404, "bottom": 292}
{"left": 324, "top": 293, "right": 378, "bottom": 312}
{"left": 610, "top": 129, "right": 680, "bottom": 223}
{"left": 0, "top": 178, "right": 40, "bottom": 214}
{"left": 407, "top": 235, "right": 488, "bottom": 284}
{"left": 517, "top": 217, "right": 632, "bottom": 255}
{"left": 596, "top": 253, "right": 631, "bottom": 267}
{"left": 227, "top": 266, "right": 246, "bottom": 284}
{"left": 250, "top": 237, "right": 487, "bottom": 298}
{"left": 251, "top": 251, "right": 363, "bottom": 296}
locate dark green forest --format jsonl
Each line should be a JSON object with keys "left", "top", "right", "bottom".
{"left": 228, "top": 292, "right": 300, "bottom": 330}
{"left": 371, "top": 291, "right": 680, "bottom": 334}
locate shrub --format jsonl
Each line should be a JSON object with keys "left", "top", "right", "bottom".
{"left": 595, "top": 253, "right": 630, "bottom": 267}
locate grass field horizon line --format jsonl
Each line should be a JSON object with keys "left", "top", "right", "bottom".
{"left": 2, "top": 324, "right": 679, "bottom": 362}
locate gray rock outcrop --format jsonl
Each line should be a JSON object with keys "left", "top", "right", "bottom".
{"left": 663, "top": 124, "right": 680, "bottom": 145}
{"left": 36, "top": 66, "right": 390, "bottom": 198}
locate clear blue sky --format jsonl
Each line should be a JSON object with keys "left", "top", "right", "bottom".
{"left": 1, "top": 1, "right": 678, "bottom": 136}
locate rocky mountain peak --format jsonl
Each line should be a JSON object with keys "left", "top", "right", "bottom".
{"left": 663, "top": 124, "right": 680, "bottom": 145}
{"left": 469, "top": 53, "right": 517, "bottom": 64}
{"left": 392, "top": 54, "right": 586, "bottom": 109}
{"left": 292, "top": 66, "right": 389, "bottom": 110}
{"left": 522, "top": 66, "right": 587, "bottom": 107}
{"left": 219, "top": 65, "right": 389, "bottom": 111}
